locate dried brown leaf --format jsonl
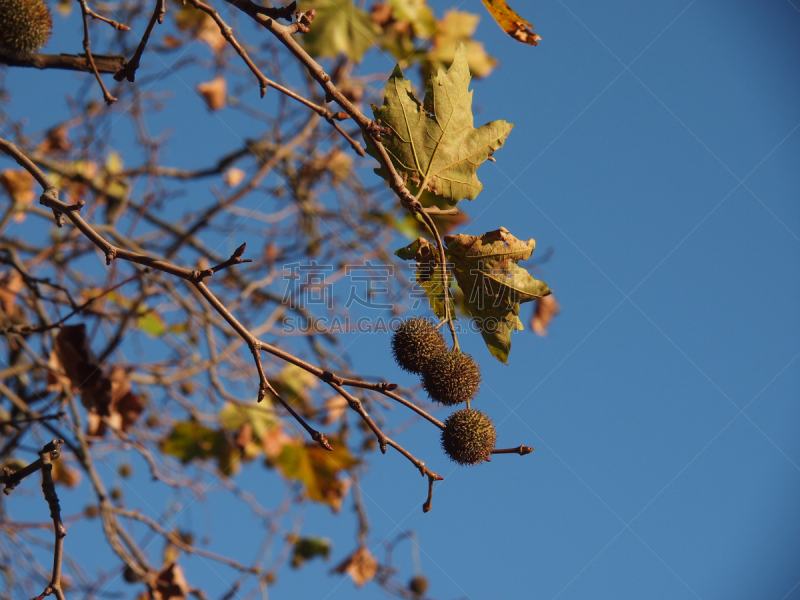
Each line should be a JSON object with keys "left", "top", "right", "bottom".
{"left": 332, "top": 546, "right": 378, "bottom": 587}
{"left": 51, "top": 458, "right": 82, "bottom": 488}
{"left": 0, "top": 270, "right": 24, "bottom": 318}
{"left": 197, "top": 76, "right": 226, "bottom": 111}
{"left": 151, "top": 562, "right": 189, "bottom": 600}
{"left": 322, "top": 396, "right": 348, "bottom": 425}
{"left": 197, "top": 17, "right": 227, "bottom": 54}
{"left": 531, "top": 293, "right": 560, "bottom": 336}
{"left": 161, "top": 34, "right": 184, "bottom": 49}
{"left": 0, "top": 170, "right": 36, "bottom": 222}
{"left": 37, "top": 125, "right": 72, "bottom": 154}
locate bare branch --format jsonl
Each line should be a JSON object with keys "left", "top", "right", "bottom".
{"left": 0, "top": 53, "right": 126, "bottom": 73}
{"left": 492, "top": 445, "right": 534, "bottom": 456}
{"left": 113, "top": 0, "right": 165, "bottom": 83}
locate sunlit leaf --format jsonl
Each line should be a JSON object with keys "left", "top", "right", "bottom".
{"left": 137, "top": 310, "right": 166, "bottom": 337}
{"left": 273, "top": 436, "right": 358, "bottom": 511}
{"left": 272, "top": 364, "right": 319, "bottom": 418}
{"left": 369, "top": 42, "right": 512, "bottom": 206}
{"left": 197, "top": 76, "right": 226, "bottom": 111}
{"left": 387, "top": 0, "right": 435, "bottom": 37}
{"left": 219, "top": 400, "right": 276, "bottom": 460}
{"left": 445, "top": 227, "right": 551, "bottom": 363}
{"left": 332, "top": 546, "right": 378, "bottom": 587}
{"left": 396, "top": 229, "right": 551, "bottom": 362}
{"left": 428, "top": 10, "right": 497, "bottom": 79}
{"left": 531, "top": 293, "right": 560, "bottom": 336}
{"left": 480, "top": 0, "right": 541, "bottom": 46}
{"left": 0, "top": 169, "right": 35, "bottom": 223}
{"left": 299, "top": 0, "right": 379, "bottom": 62}
{"left": 51, "top": 458, "right": 81, "bottom": 488}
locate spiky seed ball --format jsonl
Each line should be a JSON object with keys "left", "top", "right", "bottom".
{"left": 408, "top": 575, "right": 429, "bottom": 597}
{"left": 0, "top": 0, "right": 52, "bottom": 57}
{"left": 441, "top": 409, "right": 496, "bottom": 466}
{"left": 391, "top": 316, "right": 447, "bottom": 374}
{"left": 422, "top": 350, "right": 480, "bottom": 406}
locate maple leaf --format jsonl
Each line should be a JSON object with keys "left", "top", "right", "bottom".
{"left": 299, "top": 0, "right": 379, "bottom": 62}
{"left": 480, "top": 0, "right": 541, "bottom": 46}
{"left": 396, "top": 228, "right": 551, "bottom": 363}
{"left": 445, "top": 228, "right": 551, "bottom": 363}
{"left": 369, "top": 42, "right": 513, "bottom": 206}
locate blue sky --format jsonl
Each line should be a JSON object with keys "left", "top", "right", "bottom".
{"left": 2, "top": 0, "right": 800, "bottom": 599}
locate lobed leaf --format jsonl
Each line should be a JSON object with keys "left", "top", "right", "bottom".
{"left": 370, "top": 42, "right": 512, "bottom": 206}
{"left": 396, "top": 228, "right": 551, "bottom": 363}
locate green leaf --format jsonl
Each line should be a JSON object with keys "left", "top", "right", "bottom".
{"left": 299, "top": 0, "right": 379, "bottom": 62}
{"left": 444, "top": 227, "right": 551, "bottom": 363}
{"left": 137, "top": 310, "right": 166, "bottom": 337}
{"left": 480, "top": 0, "right": 541, "bottom": 46}
{"left": 162, "top": 421, "right": 230, "bottom": 464}
{"left": 291, "top": 536, "right": 332, "bottom": 568}
{"left": 369, "top": 42, "right": 513, "bottom": 206}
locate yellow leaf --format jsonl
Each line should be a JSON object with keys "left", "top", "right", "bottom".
{"left": 105, "top": 150, "right": 124, "bottom": 174}
{"left": 429, "top": 11, "right": 497, "bottom": 79}
{"left": 274, "top": 436, "right": 358, "bottom": 511}
{"left": 480, "top": 0, "right": 541, "bottom": 46}
{"left": 55, "top": 0, "right": 72, "bottom": 17}
{"left": 51, "top": 458, "right": 81, "bottom": 488}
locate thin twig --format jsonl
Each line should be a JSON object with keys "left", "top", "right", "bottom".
{"left": 77, "top": 0, "right": 118, "bottom": 104}
{"left": 113, "top": 0, "right": 165, "bottom": 83}
{"left": 38, "top": 439, "right": 67, "bottom": 600}
{"left": 492, "top": 445, "right": 534, "bottom": 456}
{"left": 79, "top": 0, "right": 130, "bottom": 30}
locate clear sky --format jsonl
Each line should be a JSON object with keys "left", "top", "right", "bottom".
{"left": 2, "top": 1, "right": 800, "bottom": 599}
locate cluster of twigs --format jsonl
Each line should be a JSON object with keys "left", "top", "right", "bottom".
{"left": 0, "top": 1, "right": 533, "bottom": 597}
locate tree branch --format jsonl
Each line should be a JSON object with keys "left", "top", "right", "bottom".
{"left": 0, "top": 53, "right": 126, "bottom": 73}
